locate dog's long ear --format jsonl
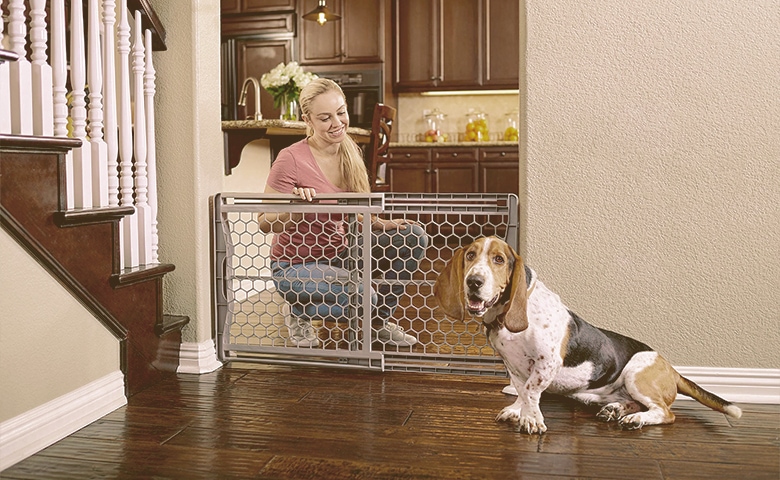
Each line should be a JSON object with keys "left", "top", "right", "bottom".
{"left": 433, "top": 247, "right": 466, "bottom": 320}
{"left": 503, "top": 250, "right": 529, "bottom": 333}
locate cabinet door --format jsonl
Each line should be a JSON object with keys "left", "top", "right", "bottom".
{"left": 299, "top": 0, "right": 341, "bottom": 64}
{"left": 221, "top": 0, "right": 241, "bottom": 15}
{"left": 431, "top": 148, "right": 479, "bottom": 193}
{"left": 387, "top": 148, "right": 431, "bottom": 192}
{"left": 480, "top": 147, "right": 519, "bottom": 194}
{"left": 243, "top": 0, "right": 296, "bottom": 13}
{"left": 235, "top": 38, "right": 293, "bottom": 121}
{"left": 483, "top": 0, "right": 519, "bottom": 88}
{"left": 438, "top": 0, "right": 481, "bottom": 88}
{"left": 342, "top": 0, "right": 383, "bottom": 63}
{"left": 393, "top": 0, "right": 437, "bottom": 90}
{"left": 299, "top": 0, "right": 382, "bottom": 65}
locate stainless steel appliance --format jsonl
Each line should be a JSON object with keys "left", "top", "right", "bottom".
{"left": 312, "top": 69, "right": 382, "bottom": 130}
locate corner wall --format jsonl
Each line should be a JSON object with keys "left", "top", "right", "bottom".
{"left": 523, "top": 1, "right": 779, "bottom": 367}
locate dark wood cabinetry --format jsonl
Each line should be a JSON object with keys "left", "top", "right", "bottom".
{"left": 385, "top": 145, "right": 517, "bottom": 194}
{"left": 221, "top": 0, "right": 296, "bottom": 14}
{"left": 297, "top": 0, "right": 384, "bottom": 65}
{"left": 479, "top": 147, "right": 520, "bottom": 194}
{"left": 393, "top": 0, "right": 519, "bottom": 92}
{"left": 221, "top": 2, "right": 296, "bottom": 120}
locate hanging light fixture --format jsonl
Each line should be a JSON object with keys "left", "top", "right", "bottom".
{"left": 302, "top": 0, "right": 341, "bottom": 26}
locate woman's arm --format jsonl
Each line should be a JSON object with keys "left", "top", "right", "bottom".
{"left": 257, "top": 185, "right": 319, "bottom": 233}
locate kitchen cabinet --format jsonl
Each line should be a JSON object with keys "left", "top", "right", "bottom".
{"left": 393, "top": 0, "right": 519, "bottom": 92}
{"left": 222, "top": 0, "right": 296, "bottom": 15}
{"left": 298, "top": 0, "right": 384, "bottom": 65}
{"left": 386, "top": 147, "right": 479, "bottom": 194}
{"left": 479, "top": 147, "right": 520, "bottom": 193}
{"left": 221, "top": 11, "right": 295, "bottom": 120}
{"left": 385, "top": 145, "right": 518, "bottom": 194}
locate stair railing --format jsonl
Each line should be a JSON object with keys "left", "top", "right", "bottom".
{"left": 1, "top": 0, "right": 160, "bottom": 269}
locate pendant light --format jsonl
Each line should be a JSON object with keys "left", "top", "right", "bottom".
{"left": 303, "top": 0, "right": 341, "bottom": 26}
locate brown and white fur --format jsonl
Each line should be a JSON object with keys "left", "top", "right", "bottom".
{"left": 433, "top": 236, "right": 742, "bottom": 434}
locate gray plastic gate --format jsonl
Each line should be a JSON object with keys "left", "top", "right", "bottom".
{"left": 211, "top": 192, "right": 518, "bottom": 376}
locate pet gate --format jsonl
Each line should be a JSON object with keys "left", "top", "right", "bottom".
{"left": 211, "top": 192, "right": 518, "bottom": 376}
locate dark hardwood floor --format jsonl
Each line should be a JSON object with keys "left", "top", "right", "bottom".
{"left": 2, "top": 363, "right": 778, "bottom": 479}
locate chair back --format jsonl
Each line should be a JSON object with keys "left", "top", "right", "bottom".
{"left": 366, "top": 103, "right": 396, "bottom": 192}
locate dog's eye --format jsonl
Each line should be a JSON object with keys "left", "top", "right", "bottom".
{"left": 493, "top": 255, "right": 505, "bottom": 264}
{"left": 465, "top": 251, "right": 476, "bottom": 261}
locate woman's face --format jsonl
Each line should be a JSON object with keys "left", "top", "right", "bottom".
{"left": 305, "top": 90, "right": 349, "bottom": 147}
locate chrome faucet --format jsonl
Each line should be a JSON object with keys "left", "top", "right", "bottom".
{"left": 238, "top": 77, "right": 263, "bottom": 120}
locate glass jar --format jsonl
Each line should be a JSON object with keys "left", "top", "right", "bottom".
{"left": 463, "top": 109, "right": 489, "bottom": 142}
{"left": 422, "top": 108, "right": 449, "bottom": 143}
{"left": 502, "top": 109, "right": 519, "bottom": 141}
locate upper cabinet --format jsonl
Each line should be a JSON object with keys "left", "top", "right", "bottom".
{"left": 222, "top": 0, "right": 297, "bottom": 15}
{"left": 393, "top": 0, "right": 519, "bottom": 92}
{"left": 297, "top": 0, "right": 384, "bottom": 65}
{"left": 220, "top": 0, "right": 297, "bottom": 120}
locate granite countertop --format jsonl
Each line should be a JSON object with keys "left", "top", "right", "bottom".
{"left": 221, "top": 119, "right": 370, "bottom": 138}
{"left": 390, "top": 140, "right": 518, "bottom": 148}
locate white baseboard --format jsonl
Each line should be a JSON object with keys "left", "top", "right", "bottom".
{"left": 675, "top": 366, "right": 780, "bottom": 404}
{"left": 177, "top": 339, "right": 223, "bottom": 374}
{"left": 0, "top": 370, "right": 126, "bottom": 472}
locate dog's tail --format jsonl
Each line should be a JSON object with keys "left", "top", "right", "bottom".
{"left": 676, "top": 375, "right": 742, "bottom": 419}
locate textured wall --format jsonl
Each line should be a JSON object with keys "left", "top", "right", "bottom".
{"left": 152, "top": 0, "right": 224, "bottom": 343}
{"left": 523, "top": 1, "right": 780, "bottom": 367}
{"left": 0, "top": 231, "right": 119, "bottom": 422}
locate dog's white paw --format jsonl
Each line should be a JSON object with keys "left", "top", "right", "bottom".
{"left": 597, "top": 403, "right": 625, "bottom": 422}
{"left": 618, "top": 413, "right": 646, "bottom": 430}
{"left": 496, "top": 405, "right": 547, "bottom": 434}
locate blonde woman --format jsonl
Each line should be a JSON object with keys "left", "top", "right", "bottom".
{"left": 258, "top": 78, "right": 428, "bottom": 347}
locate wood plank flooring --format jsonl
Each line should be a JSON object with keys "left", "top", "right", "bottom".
{"left": 2, "top": 363, "right": 778, "bottom": 479}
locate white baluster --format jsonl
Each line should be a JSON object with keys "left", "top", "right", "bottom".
{"left": 117, "top": 0, "right": 138, "bottom": 268}
{"left": 103, "top": 0, "right": 120, "bottom": 207}
{"left": 50, "top": 0, "right": 73, "bottom": 209}
{"left": 88, "top": 0, "right": 108, "bottom": 207}
{"left": 70, "top": 0, "right": 92, "bottom": 208}
{"left": 132, "top": 11, "right": 151, "bottom": 265}
{"left": 30, "top": 0, "right": 53, "bottom": 136}
{"left": 144, "top": 29, "right": 159, "bottom": 263}
{"left": 8, "top": 0, "right": 33, "bottom": 134}
{"left": 1, "top": 5, "right": 14, "bottom": 133}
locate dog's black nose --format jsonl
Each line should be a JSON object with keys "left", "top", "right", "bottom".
{"left": 466, "top": 276, "right": 483, "bottom": 291}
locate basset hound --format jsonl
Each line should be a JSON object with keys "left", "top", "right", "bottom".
{"left": 433, "top": 236, "right": 742, "bottom": 434}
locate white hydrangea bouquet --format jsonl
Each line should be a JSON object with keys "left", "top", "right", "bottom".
{"left": 260, "top": 62, "right": 318, "bottom": 119}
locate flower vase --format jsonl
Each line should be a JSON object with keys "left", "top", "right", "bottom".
{"left": 280, "top": 95, "right": 299, "bottom": 121}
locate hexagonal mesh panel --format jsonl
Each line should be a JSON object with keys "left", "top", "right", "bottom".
{"left": 212, "top": 193, "right": 518, "bottom": 376}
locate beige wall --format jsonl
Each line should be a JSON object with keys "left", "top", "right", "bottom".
{"left": 522, "top": 1, "right": 780, "bottom": 367}
{"left": 152, "top": 0, "right": 225, "bottom": 344}
{"left": 0, "top": 231, "right": 120, "bottom": 422}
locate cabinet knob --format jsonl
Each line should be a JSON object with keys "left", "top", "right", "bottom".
{"left": 500, "top": 151, "right": 506, "bottom": 156}
{"left": 405, "top": 153, "right": 411, "bottom": 158}
{"left": 452, "top": 152, "right": 458, "bottom": 157}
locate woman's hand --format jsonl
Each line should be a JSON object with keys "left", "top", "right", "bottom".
{"left": 292, "top": 187, "right": 316, "bottom": 202}
{"left": 372, "top": 217, "right": 418, "bottom": 232}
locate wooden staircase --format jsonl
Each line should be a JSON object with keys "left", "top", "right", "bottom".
{"left": 0, "top": 134, "right": 188, "bottom": 396}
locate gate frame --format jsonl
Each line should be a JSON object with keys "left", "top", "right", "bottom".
{"left": 211, "top": 192, "right": 518, "bottom": 377}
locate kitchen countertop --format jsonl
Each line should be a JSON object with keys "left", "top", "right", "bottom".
{"left": 222, "top": 119, "right": 371, "bottom": 138}
{"left": 222, "top": 120, "right": 371, "bottom": 175}
{"left": 390, "top": 140, "right": 518, "bottom": 148}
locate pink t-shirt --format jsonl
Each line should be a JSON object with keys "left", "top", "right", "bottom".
{"left": 266, "top": 139, "right": 347, "bottom": 264}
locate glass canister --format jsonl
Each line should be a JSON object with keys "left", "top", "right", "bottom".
{"left": 423, "top": 108, "right": 449, "bottom": 143}
{"left": 463, "top": 109, "right": 489, "bottom": 142}
{"left": 502, "top": 109, "right": 519, "bottom": 141}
